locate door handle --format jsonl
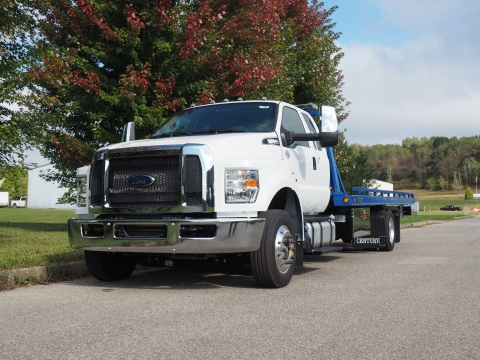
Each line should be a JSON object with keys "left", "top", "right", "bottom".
{"left": 313, "top": 157, "right": 317, "bottom": 170}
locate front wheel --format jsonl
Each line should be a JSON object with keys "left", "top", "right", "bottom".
{"left": 84, "top": 251, "right": 137, "bottom": 281}
{"left": 251, "top": 210, "right": 296, "bottom": 288}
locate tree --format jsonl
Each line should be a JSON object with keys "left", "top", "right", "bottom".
{"left": 426, "top": 177, "right": 437, "bottom": 191}
{"left": 425, "top": 136, "right": 451, "bottom": 179}
{"left": 7, "top": 0, "right": 348, "bottom": 201}
{"left": 0, "top": 0, "right": 37, "bottom": 167}
{"left": 334, "top": 131, "right": 375, "bottom": 193}
{"left": 288, "top": 4, "right": 350, "bottom": 122}
{"left": 438, "top": 176, "right": 446, "bottom": 191}
{"left": 437, "top": 153, "right": 458, "bottom": 186}
{"left": 453, "top": 172, "right": 463, "bottom": 194}
{"left": 0, "top": 164, "right": 28, "bottom": 200}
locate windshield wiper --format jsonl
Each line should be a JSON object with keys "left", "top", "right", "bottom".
{"left": 191, "top": 129, "right": 249, "bottom": 135}
{"left": 150, "top": 132, "right": 192, "bottom": 139}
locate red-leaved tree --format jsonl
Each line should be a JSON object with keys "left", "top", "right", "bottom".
{"left": 10, "top": 0, "right": 347, "bottom": 201}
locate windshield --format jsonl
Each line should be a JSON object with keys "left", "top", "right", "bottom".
{"left": 151, "top": 102, "right": 278, "bottom": 138}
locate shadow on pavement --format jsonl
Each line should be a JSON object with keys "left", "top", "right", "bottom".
{"left": 63, "top": 254, "right": 345, "bottom": 291}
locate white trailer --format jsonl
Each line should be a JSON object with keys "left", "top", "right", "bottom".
{"left": 0, "top": 192, "right": 9, "bottom": 207}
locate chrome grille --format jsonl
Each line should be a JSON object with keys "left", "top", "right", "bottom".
{"left": 108, "top": 156, "right": 180, "bottom": 207}
{"left": 185, "top": 155, "right": 202, "bottom": 206}
{"left": 90, "top": 159, "right": 104, "bottom": 207}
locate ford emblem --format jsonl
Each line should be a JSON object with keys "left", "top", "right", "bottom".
{"left": 127, "top": 175, "right": 155, "bottom": 188}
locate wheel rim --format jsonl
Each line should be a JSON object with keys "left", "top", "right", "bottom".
{"left": 388, "top": 217, "right": 395, "bottom": 245}
{"left": 274, "top": 225, "right": 295, "bottom": 274}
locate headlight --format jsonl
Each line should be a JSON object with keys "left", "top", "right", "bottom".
{"left": 77, "top": 176, "right": 88, "bottom": 207}
{"left": 225, "top": 170, "right": 259, "bottom": 203}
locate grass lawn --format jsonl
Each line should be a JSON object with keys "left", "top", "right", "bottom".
{"left": 0, "top": 208, "right": 84, "bottom": 270}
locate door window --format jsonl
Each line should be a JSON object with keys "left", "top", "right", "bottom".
{"left": 281, "top": 107, "right": 308, "bottom": 147}
{"left": 302, "top": 113, "right": 321, "bottom": 150}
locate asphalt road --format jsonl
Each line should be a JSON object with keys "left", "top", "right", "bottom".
{"left": 1, "top": 217, "right": 479, "bottom": 360}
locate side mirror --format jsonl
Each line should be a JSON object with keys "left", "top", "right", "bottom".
{"left": 122, "top": 122, "right": 135, "bottom": 142}
{"left": 281, "top": 131, "right": 295, "bottom": 147}
{"left": 320, "top": 106, "right": 338, "bottom": 133}
{"left": 289, "top": 132, "right": 339, "bottom": 148}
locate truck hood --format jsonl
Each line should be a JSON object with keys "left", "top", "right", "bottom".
{"left": 97, "top": 132, "right": 282, "bottom": 161}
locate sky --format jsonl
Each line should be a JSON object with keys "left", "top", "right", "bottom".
{"left": 23, "top": 0, "right": 480, "bottom": 164}
{"left": 323, "top": 0, "right": 480, "bottom": 145}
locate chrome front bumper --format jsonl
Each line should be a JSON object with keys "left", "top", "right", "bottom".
{"left": 68, "top": 217, "right": 265, "bottom": 254}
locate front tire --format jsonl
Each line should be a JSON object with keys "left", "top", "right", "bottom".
{"left": 251, "top": 210, "right": 296, "bottom": 288}
{"left": 84, "top": 251, "right": 137, "bottom": 281}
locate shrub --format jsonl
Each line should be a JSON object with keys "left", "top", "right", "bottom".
{"left": 465, "top": 186, "right": 473, "bottom": 199}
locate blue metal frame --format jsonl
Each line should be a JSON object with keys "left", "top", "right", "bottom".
{"left": 326, "top": 147, "right": 417, "bottom": 208}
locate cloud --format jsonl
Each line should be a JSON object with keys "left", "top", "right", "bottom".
{"left": 337, "top": 0, "right": 480, "bottom": 145}
{"left": 377, "top": 0, "right": 480, "bottom": 47}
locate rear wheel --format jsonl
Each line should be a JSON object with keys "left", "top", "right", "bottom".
{"left": 84, "top": 251, "right": 137, "bottom": 281}
{"left": 383, "top": 210, "right": 395, "bottom": 252}
{"left": 12, "top": 204, "right": 17, "bottom": 208}
{"left": 251, "top": 210, "right": 296, "bottom": 288}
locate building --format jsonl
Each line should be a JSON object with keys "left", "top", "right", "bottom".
{"left": 371, "top": 179, "right": 419, "bottom": 215}
{"left": 27, "top": 163, "right": 75, "bottom": 209}
{"left": 371, "top": 179, "right": 394, "bottom": 191}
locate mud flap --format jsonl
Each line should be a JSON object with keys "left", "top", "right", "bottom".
{"left": 353, "top": 235, "right": 386, "bottom": 249}
{"left": 295, "top": 240, "right": 304, "bottom": 266}
{"left": 352, "top": 207, "right": 389, "bottom": 249}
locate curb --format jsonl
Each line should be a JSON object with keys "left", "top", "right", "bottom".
{"left": 401, "top": 220, "right": 444, "bottom": 228}
{"left": 0, "top": 261, "right": 89, "bottom": 289}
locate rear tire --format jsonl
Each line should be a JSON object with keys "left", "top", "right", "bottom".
{"left": 382, "top": 210, "right": 395, "bottom": 252}
{"left": 251, "top": 210, "right": 296, "bottom": 288}
{"left": 84, "top": 251, "right": 137, "bottom": 281}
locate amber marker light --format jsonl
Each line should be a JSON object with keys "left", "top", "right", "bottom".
{"left": 343, "top": 197, "right": 349, "bottom": 204}
{"left": 245, "top": 179, "right": 258, "bottom": 187}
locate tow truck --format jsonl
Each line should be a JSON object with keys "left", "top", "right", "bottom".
{"left": 68, "top": 100, "right": 416, "bottom": 288}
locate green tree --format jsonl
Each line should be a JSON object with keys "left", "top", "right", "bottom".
{"left": 334, "top": 131, "right": 375, "bottom": 193}
{"left": 288, "top": 4, "right": 350, "bottom": 122}
{"left": 438, "top": 175, "right": 446, "bottom": 191}
{"left": 426, "top": 177, "right": 437, "bottom": 191}
{"left": 0, "top": 0, "right": 37, "bottom": 166}
{"left": 0, "top": 164, "right": 28, "bottom": 200}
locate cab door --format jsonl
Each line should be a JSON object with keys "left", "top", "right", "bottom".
{"left": 280, "top": 105, "right": 319, "bottom": 213}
